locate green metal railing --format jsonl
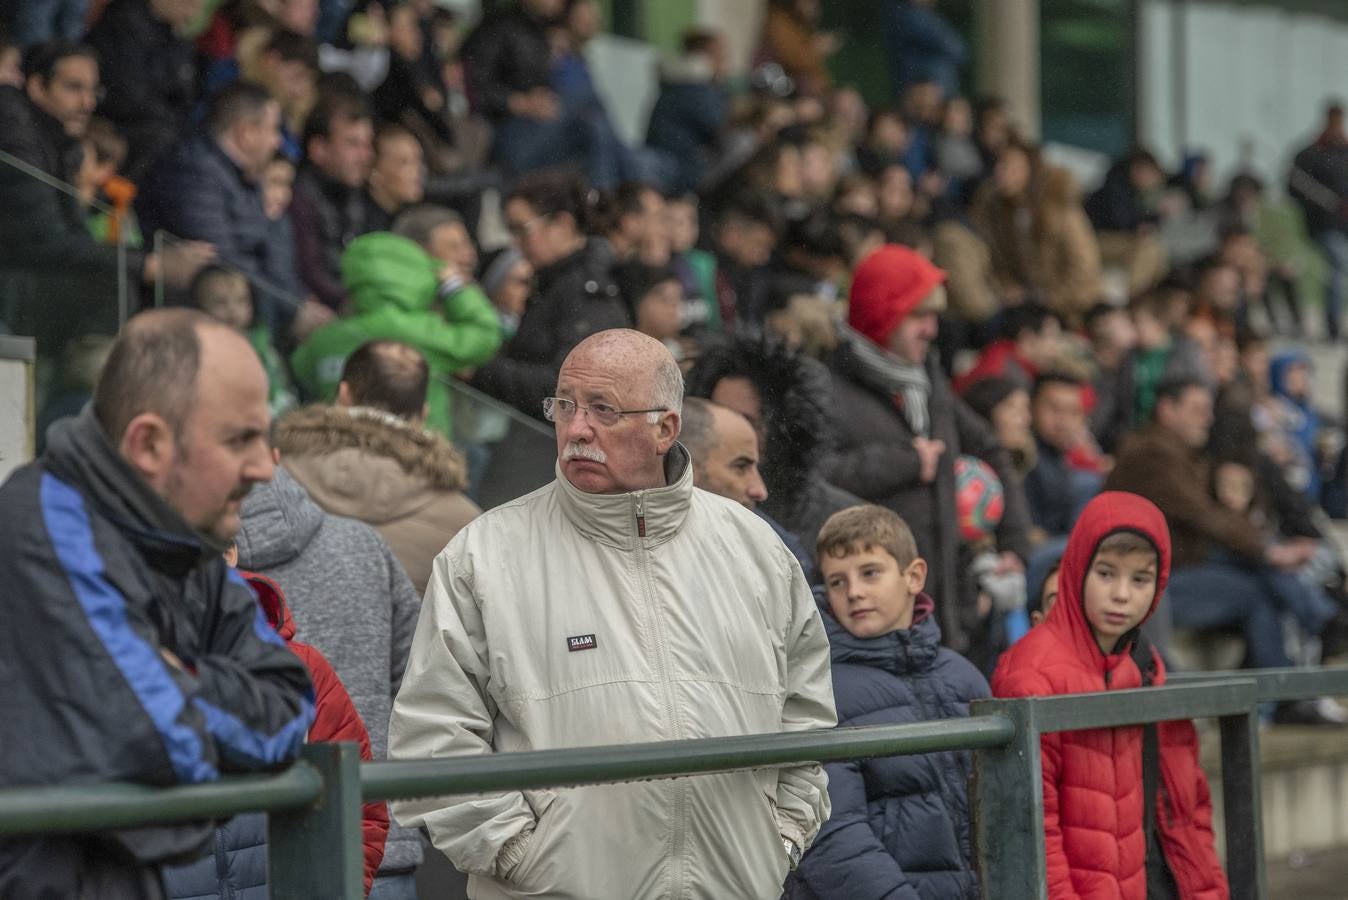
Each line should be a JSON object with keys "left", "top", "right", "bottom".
{"left": 2, "top": 667, "right": 1346, "bottom": 899}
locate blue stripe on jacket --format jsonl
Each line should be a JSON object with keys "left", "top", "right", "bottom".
{"left": 39, "top": 472, "right": 219, "bottom": 784}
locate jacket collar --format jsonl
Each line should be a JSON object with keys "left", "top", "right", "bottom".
{"left": 820, "top": 591, "right": 943, "bottom": 676}
{"left": 43, "top": 406, "right": 216, "bottom": 573}
{"left": 553, "top": 443, "right": 693, "bottom": 550}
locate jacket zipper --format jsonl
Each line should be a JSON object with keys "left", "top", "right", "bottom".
{"left": 634, "top": 492, "right": 688, "bottom": 898}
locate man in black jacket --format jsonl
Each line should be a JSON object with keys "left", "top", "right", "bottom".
{"left": 138, "top": 82, "right": 310, "bottom": 336}
{"left": 0, "top": 42, "right": 210, "bottom": 346}
{"left": 0, "top": 308, "right": 315, "bottom": 898}
{"left": 1289, "top": 102, "right": 1348, "bottom": 339}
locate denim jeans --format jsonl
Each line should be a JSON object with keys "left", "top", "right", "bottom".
{"left": 368, "top": 871, "right": 420, "bottom": 900}
{"left": 1314, "top": 230, "right": 1348, "bottom": 339}
{"left": 1166, "top": 562, "right": 1295, "bottom": 669}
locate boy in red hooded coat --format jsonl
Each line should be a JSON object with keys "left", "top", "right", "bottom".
{"left": 992, "top": 492, "right": 1228, "bottom": 900}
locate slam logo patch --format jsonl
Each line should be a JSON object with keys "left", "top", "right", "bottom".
{"left": 567, "top": 633, "right": 597, "bottom": 652}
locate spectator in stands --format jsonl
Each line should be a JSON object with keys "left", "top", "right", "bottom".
{"left": 954, "top": 302, "right": 1063, "bottom": 395}
{"left": 0, "top": 42, "right": 211, "bottom": 324}
{"left": 970, "top": 137, "right": 1040, "bottom": 304}
{"left": 247, "top": 28, "right": 321, "bottom": 162}
{"left": 472, "top": 168, "right": 629, "bottom": 415}
{"left": 788, "top": 504, "right": 987, "bottom": 900}
{"left": 1083, "top": 302, "right": 1138, "bottom": 453}
{"left": 12, "top": 0, "right": 88, "bottom": 48}
{"left": 1288, "top": 102, "right": 1348, "bottom": 340}
{"left": 0, "top": 35, "right": 20, "bottom": 87}
{"left": 884, "top": 0, "right": 967, "bottom": 101}
{"left": 459, "top": 0, "right": 580, "bottom": 178}
{"left": 292, "top": 89, "right": 376, "bottom": 311}
{"left": 392, "top": 203, "right": 478, "bottom": 275}
{"left": 290, "top": 230, "right": 501, "bottom": 439}
{"left": 235, "top": 464, "right": 424, "bottom": 897}
{"left": 992, "top": 492, "right": 1230, "bottom": 898}
{"left": 365, "top": 122, "right": 426, "bottom": 232}
{"left": 711, "top": 194, "right": 780, "bottom": 326}
{"left": 1086, "top": 147, "right": 1170, "bottom": 296}
{"left": 614, "top": 262, "right": 686, "bottom": 360}
{"left": 666, "top": 192, "right": 720, "bottom": 330}
{"left": 1024, "top": 372, "right": 1102, "bottom": 538}
{"left": 477, "top": 246, "right": 533, "bottom": 339}
{"left": 932, "top": 95, "right": 982, "bottom": 201}
{"left": 0, "top": 309, "right": 314, "bottom": 895}
{"left": 86, "top": 0, "right": 202, "bottom": 179}
{"left": 1103, "top": 377, "right": 1333, "bottom": 680}
{"left": 276, "top": 340, "right": 479, "bottom": 597}
{"left": 972, "top": 94, "right": 1011, "bottom": 173}
{"left": 189, "top": 264, "right": 297, "bottom": 415}
{"left": 962, "top": 376, "right": 1034, "bottom": 480}
{"left": 138, "top": 82, "right": 312, "bottom": 337}
{"left": 1034, "top": 165, "right": 1103, "bottom": 326}
{"left": 679, "top": 396, "right": 768, "bottom": 510}
{"left": 826, "top": 244, "right": 1031, "bottom": 655}
{"left": 760, "top": 0, "right": 836, "bottom": 98}
{"left": 687, "top": 332, "right": 863, "bottom": 552}
{"left": 601, "top": 181, "right": 669, "bottom": 265}
{"left": 78, "top": 115, "right": 143, "bottom": 247}
{"left": 164, "top": 566, "right": 388, "bottom": 899}
{"left": 646, "top": 28, "right": 730, "bottom": 193}
{"left": 388, "top": 329, "right": 837, "bottom": 899}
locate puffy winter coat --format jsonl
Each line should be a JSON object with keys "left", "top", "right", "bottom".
{"left": 786, "top": 592, "right": 987, "bottom": 900}
{"left": 991, "top": 492, "right": 1228, "bottom": 900}
{"left": 388, "top": 445, "right": 837, "bottom": 899}
{"left": 290, "top": 232, "right": 502, "bottom": 439}
{"left": 163, "top": 574, "right": 387, "bottom": 899}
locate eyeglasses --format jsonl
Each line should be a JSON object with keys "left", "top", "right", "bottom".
{"left": 542, "top": 397, "right": 668, "bottom": 428}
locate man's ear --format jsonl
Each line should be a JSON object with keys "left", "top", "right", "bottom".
{"left": 335, "top": 381, "right": 354, "bottom": 407}
{"left": 119, "top": 413, "right": 178, "bottom": 487}
{"left": 419, "top": 402, "right": 429, "bottom": 424}
{"left": 656, "top": 411, "right": 680, "bottom": 455}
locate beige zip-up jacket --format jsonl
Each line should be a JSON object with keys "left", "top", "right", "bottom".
{"left": 388, "top": 446, "right": 837, "bottom": 899}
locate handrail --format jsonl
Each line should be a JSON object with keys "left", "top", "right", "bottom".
{"left": 361, "top": 715, "right": 1016, "bottom": 802}
{"left": 1170, "top": 665, "right": 1348, "bottom": 701}
{"left": 0, "top": 764, "right": 324, "bottom": 837}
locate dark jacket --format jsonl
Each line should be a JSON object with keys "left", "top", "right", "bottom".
{"left": 645, "top": 57, "right": 727, "bottom": 192}
{"left": 824, "top": 343, "right": 1032, "bottom": 651}
{"left": 1085, "top": 160, "right": 1158, "bottom": 234}
{"left": 460, "top": 7, "right": 554, "bottom": 121}
{"left": 87, "top": 0, "right": 196, "bottom": 168}
{"left": 0, "top": 86, "right": 144, "bottom": 291}
{"left": 1103, "top": 422, "right": 1264, "bottom": 569}
{"left": 162, "top": 572, "right": 387, "bottom": 899}
{"left": 1289, "top": 137, "right": 1348, "bottom": 235}
{"left": 235, "top": 468, "right": 423, "bottom": 874}
{"left": 685, "top": 334, "right": 863, "bottom": 553}
{"left": 885, "top": 0, "right": 967, "bottom": 99}
{"left": 137, "top": 135, "right": 303, "bottom": 332}
{"left": 1024, "top": 437, "right": 1077, "bottom": 537}
{"left": 0, "top": 407, "right": 315, "bottom": 899}
{"left": 786, "top": 593, "right": 986, "bottom": 900}
{"left": 290, "top": 164, "right": 372, "bottom": 311}
{"left": 472, "top": 240, "right": 630, "bottom": 416}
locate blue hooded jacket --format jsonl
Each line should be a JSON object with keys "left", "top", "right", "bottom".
{"left": 785, "top": 590, "right": 989, "bottom": 900}
{"left": 1269, "top": 350, "right": 1320, "bottom": 498}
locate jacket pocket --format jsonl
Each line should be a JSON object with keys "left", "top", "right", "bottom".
{"left": 504, "top": 789, "right": 562, "bottom": 888}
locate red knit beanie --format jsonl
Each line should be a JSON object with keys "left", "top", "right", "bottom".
{"left": 847, "top": 244, "right": 947, "bottom": 347}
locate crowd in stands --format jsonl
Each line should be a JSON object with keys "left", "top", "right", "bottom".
{"left": 3, "top": 0, "right": 1348, "bottom": 896}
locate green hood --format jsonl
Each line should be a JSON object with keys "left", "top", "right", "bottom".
{"left": 341, "top": 232, "right": 442, "bottom": 315}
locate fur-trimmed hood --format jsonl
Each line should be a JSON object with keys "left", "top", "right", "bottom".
{"left": 274, "top": 405, "right": 469, "bottom": 525}
{"left": 685, "top": 333, "right": 835, "bottom": 494}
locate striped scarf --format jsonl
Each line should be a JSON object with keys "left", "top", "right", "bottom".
{"left": 840, "top": 324, "right": 932, "bottom": 436}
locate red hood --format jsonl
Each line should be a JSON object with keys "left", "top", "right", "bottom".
{"left": 239, "top": 570, "right": 297, "bottom": 642}
{"left": 1044, "top": 491, "right": 1171, "bottom": 669}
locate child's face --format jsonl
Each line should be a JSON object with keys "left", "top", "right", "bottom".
{"left": 1132, "top": 309, "right": 1168, "bottom": 349}
{"left": 942, "top": 97, "right": 971, "bottom": 135}
{"left": 1083, "top": 548, "right": 1158, "bottom": 655}
{"left": 1214, "top": 462, "right": 1255, "bottom": 512}
{"left": 822, "top": 545, "right": 927, "bottom": 639}
{"left": 636, "top": 280, "right": 684, "bottom": 342}
{"left": 262, "top": 160, "right": 295, "bottom": 221}
{"left": 1282, "top": 362, "right": 1310, "bottom": 400}
{"left": 666, "top": 200, "right": 699, "bottom": 254}
{"left": 198, "top": 275, "right": 253, "bottom": 332}
{"left": 1031, "top": 568, "right": 1059, "bottom": 627}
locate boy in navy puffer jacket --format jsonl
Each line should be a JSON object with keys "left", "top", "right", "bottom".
{"left": 785, "top": 505, "right": 988, "bottom": 900}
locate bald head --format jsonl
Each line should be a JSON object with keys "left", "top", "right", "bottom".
{"left": 680, "top": 397, "right": 767, "bottom": 508}
{"left": 553, "top": 329, "right": 684, "bottom": 494}
{"left": 94, "top": 308, "right": 256, "bottom": 443}
{"left": 561, "top": 329, "right": 684, "bottom": 418}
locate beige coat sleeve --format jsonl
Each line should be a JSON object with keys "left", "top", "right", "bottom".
{"left": 773, "top": 550, "right": 838, "bottom": 850}
{"left": 387, "top": 551, "right": 536, "bottom": 877}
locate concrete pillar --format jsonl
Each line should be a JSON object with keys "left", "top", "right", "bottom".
{"left": 974, "top": 0, "right": 1041, "bottom": 140}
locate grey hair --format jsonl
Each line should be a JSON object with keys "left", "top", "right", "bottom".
{"left": 649, "top": 355, "right": 684, "bottom": 426}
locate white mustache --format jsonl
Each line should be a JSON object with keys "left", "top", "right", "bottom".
{"left": 563, "top": 443, "right": 607, "bottom": 463}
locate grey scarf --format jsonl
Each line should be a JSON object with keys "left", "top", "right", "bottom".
{"left": 841, "top": 324, "right": 932, "bottom": 436}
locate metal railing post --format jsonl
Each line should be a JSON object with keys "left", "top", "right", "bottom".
{"left": 971, "top": 697, "right": 1047, "bottom": 900}
{"left": 268, "top": 743, "right": 364, "bottom": 899}
{"left": 1219, "top": 709, "right": 1266, "bottom": 900}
